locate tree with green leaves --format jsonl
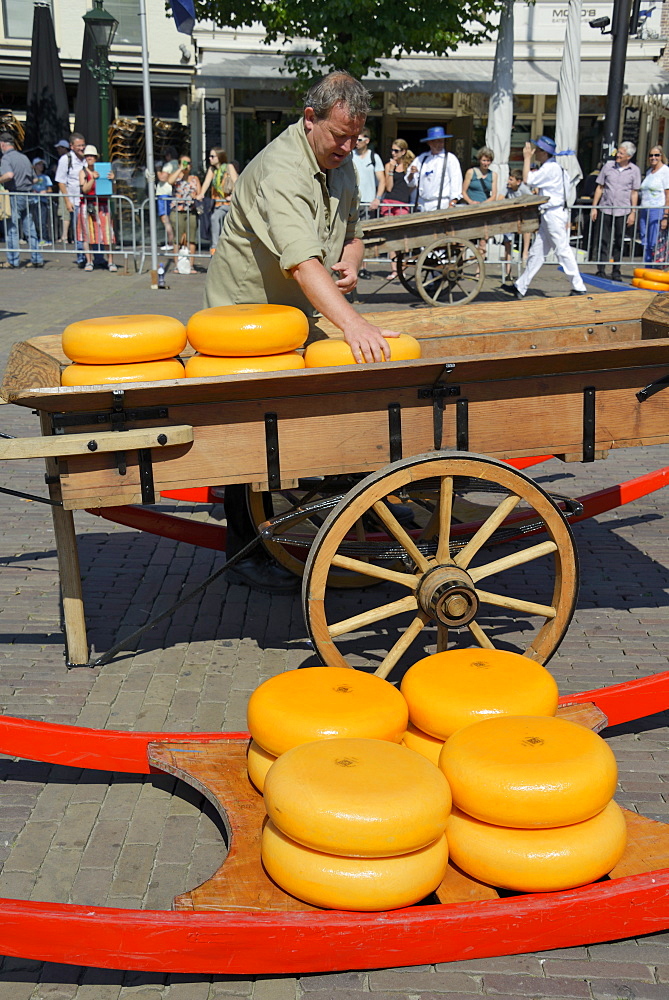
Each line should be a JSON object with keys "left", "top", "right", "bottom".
{"left": 192, "top": 0, "right": 506, "bottom": 88}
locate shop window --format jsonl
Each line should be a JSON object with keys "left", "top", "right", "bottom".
{"left": 104, "top": 0, "right": 141, "bottom": 46}
{"left": 233, "top": 90, "right": 295, "bottom": 109}
{"left": 233, "top": 111, "right": 300, "bottom": 169}
{"left": 544, "top": 95, "right": 557, "bottom": 114}
{"left": 2, "top": 0, "right": 53, "bottom": 38}
{"left": 404, "top": 92, "right": 454, "bottom": 109}
{"left": 513, "top": 95, "right": 534, "bottom": 114}
{"left": 580, "top": 96, "right": 607, "bottom": 115}
{"left": 116, "top": 86, "right": 181, "bottom": 120}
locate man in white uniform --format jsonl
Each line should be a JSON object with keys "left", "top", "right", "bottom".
{"left": 501, "top": 136, "right": 586, "bottom": 298}
{"left": 405, "top": 126, "right": 463, "bottom": 211}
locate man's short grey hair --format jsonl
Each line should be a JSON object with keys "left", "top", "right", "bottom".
{"left": 619, "top": 141, "right": 636, "bottom": 157}
{"left": 304, "top": 72, "right": 371, "bottom": 121}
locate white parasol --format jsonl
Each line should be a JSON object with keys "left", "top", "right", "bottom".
{"left": 555, "top": 0, "right": 583, "bottom": 206}
{"left": 485, "top": 0, "right": 514, "bottom": 195}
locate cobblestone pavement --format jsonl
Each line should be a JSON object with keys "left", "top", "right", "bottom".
{"left": 1, "top": 257, "right": 668, "bottom": 998}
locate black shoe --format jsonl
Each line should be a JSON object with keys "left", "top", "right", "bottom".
{"left": 570, "top": 289, "right": 586, "bottom": 296}
{"left": 358, "top": 268, "right": 373, "bottom": 280}
{"left": 226, "top": 556, "right": 300, "bottom": 595}
{"left": 595, "top": 269, "right": 607, "bottom": 278}
{"left": 611, "top": 270, "right": 623, "bottom": 282}
{"left": 499, "top": 283, "right": 520, "bottom": 298}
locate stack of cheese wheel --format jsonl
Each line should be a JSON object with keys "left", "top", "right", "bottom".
{"left": 185, "top": 304, "right": 308, "bottom": 377}
{"left": 246, "top": 665, "right": 408, "bottom": 792}
{"left": 304, "top": 334, "right": 421, "bottom": 368}
{"left": 61, "top": 314, "right": 187, "bottom": 385}
{"left": 439, "top": 714, "right": 626, "bottom": 892}
{"left": 399, "top": 648, "right": 559, "bottom": 763}
{"left": 632, "top": 268, "right": 669, "bottom": 291}
{"left": 262, "top": 737, "right": 452, "bottom": 910}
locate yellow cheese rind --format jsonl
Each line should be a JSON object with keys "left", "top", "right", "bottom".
{"left": 62, "top": 315, "right": 187, "bottom": 364}
{"left": 401, "top": 721, "right": 444, "bottom": 766}
{"left": 400, "top": 649, "right": 559, "bottom": 740}
{"left": 262, "top": 820, "right": 449, "bottom": 910}
{"left": 264, "top": 737, "right": 451, "bottom": 857}
{"left": 184, "top": 353, "right": 305, "bottom": 377}
{"left": 303, "top": 334, "right": 421, "bottom": 368}
{"left": 61, "top": 359, "right": 185, "bottom": 386}
{"left": 247, "top": 667, "right": 409, "bottom": 757}
{"left": 439, "top": 715, "right": 618, "bottom": 828}
{"left": 446, "top": 801, "right": 627, "bottom": 892}
{"left": 246, "top": 739, "right": 277, "bottom": 793}
{"left": 187, "top": 305, "right": 309, "bottom": 356}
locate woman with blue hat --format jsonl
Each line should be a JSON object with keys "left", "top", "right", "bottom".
{"left": 501, "top": 137, "right": 586, "bottom": 298}
{"left": 405, "top": 126, "right": 463, "bottom": 211}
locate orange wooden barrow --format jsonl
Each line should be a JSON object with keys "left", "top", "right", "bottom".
{"left": 1, "top": 671, "right": 669, "bottom": 975}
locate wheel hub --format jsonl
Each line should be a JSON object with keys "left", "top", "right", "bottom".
{"left": 417, "top": 564, "right": 479, "bottom": 627}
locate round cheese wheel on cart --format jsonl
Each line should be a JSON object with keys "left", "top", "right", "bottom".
{"left": 184, "top": 353, "right": 305, "bottom": 378}
{"left": 401, "top": 721, "right": 444, "bottom": 766}
{"left": 246, "top": 739, "right": 277, "bottom": 793}
{"left": 262, "top": 820, "right": 449, "bottom": 910}
{"left": 264, "top": 737, "right": 451, "bottom": 857}
{"left": 61, "top": 358, "right": 185, "bottom": 386}
{"left": 187, "top": 305, "right": 309, "bottom": 356}
{"left": 632, "top": 278, "right": 669, "bottom": 291}
{"left": 247, "top": 666, "right": 408, "bottom": 757}
{"left": 304, "top": 334, "right": 421, "bottom": 368}
{"left": 62, "top": 315, "right": 187, "bottom": 364}
{"left": 633, "top": 268, "right": 669, "bottom": 283}
{"left": 438, "top": 714, "right": 618, "bottom": 828}
{"left": 446, "top": 801, "right": 627, "bottom": 892}
{"left": 400, "top": 649, "right": 558, "bottom": 740}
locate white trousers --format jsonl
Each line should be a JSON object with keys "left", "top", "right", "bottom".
{"left": 515, "top": 208, "right": 586, "bottom": 295}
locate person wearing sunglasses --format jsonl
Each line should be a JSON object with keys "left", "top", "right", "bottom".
{"left": 382, "top": 138, "right": 415, "bottom": 275}
{"left": 638, "top": 146, "right": 669, "bottom": 263}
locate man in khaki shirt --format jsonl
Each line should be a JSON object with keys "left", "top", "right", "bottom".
{"left": 206, "top": 71, "right": 402, "bottom": 594}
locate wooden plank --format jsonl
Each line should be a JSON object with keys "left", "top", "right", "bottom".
{"left": 641, "top": 290, "right": 669, "bottom": 339}
{"left": 0, "top": 425, "right": 193, "bottom": 461}
{"left": 1, "top": 340, "right": 62, "bottom": 400}
{"left": 147, "top": 741, "right": 316, "bottom": 912}
{"left": 609, "top": 810, "right": 669, "bottom": 880}
{"left": 555, "top": 701, "right": 608, "bottom": 733}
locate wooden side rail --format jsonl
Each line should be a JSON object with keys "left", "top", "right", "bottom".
{"left": 0, "top": 425, "right": 193, "bottom": 461}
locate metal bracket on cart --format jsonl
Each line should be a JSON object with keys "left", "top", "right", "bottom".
{"left": 637, "top": 373, "right": 669, "bottom": 403}
{"left": 417, "top": 363, "right": 458, "bottom": 450}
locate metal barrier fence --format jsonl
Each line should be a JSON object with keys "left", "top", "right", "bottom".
{"left": 2, "top": 192, "right": 665, "bottom": 280}
{"left": 0, "top": 190, "right": 137, "bottom": 270}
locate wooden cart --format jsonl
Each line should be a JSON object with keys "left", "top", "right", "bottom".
{"left": 2, "top": 289, "right": 669, "bottom": 676}
{"left": 360, "top": 194, "right": 545, "bottom": 305}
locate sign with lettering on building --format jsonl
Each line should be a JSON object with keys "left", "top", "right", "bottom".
{"left": 205, "top": 98, "right": 221, "bottom": 150}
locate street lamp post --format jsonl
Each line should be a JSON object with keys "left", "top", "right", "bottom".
{"left": 82, "top": 0, "right": 118, "bottom": 160}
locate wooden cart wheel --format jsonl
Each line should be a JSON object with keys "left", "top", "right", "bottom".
{"left": 415, "top": 238, "right": 485, "bottom": 307}
{"left": 302, "top": 453, "right": 578, "bottom": 678}
{"left": 395, "top": 251, "right": 420, "bottom": 298}
{"left": 245, "top": 483, "right": 379, "bottom": 589}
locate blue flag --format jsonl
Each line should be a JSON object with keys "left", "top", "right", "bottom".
{"left": 171, "top": 0, "right": 195, "bottom": 35}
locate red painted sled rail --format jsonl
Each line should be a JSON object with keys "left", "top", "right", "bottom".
{"left": 85, "top": 465, "right": 669, "bottom": 555}
{"left": 0, "top": 671, "right": 668, "bottom": 974}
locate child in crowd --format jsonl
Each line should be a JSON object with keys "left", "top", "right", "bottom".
{"left": 31, "top": 157, "right": 53, "bottom": 246}
{"left": 156, "top": 162, "right": 175, "bottom": 251}
{"left": 501, "top": 168, "right": 531, "bottom": 283}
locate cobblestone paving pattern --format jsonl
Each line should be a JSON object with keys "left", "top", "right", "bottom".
{"left": 0, "top": 262, "right": 668, "bottom": 997}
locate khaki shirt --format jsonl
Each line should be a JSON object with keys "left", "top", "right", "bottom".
{"left": 204, "top": 120, "right": 363, "bottom": 317}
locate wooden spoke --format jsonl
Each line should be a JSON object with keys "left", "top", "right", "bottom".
{"left": 475, "top": 589, "right": 556, "bottom": 619}
{"left": 330, "top": 554, "right": 418, "bottom": 589}
{"left": 436, "top": 476, "right": 454, "bottom": 564}
{"left": 436, "top": 624, "right": 449, "bottom": 652}
{"left": 375, "top": 612, "right": 430, "bottom": 680}
{"left": 455, "top": 494, "right": 521, "bottom": 569}
{"left": 328, "top": 594, "right": 418, "bottom": 638}
{"left": 469, "top": 540, "right": 558, "bottom": 584}
{"left": 467, "top": 620, "right": 495, "bottom": 649}
{"left": 371, "top": 501, "right": 431, "bottom": 573}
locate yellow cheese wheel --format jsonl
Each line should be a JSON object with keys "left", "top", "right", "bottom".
{"left": 247, "top": 739, "right": 277, "bottom": 793}
{"left": 446, "top": 801, "right": 627, "bottom": 892}
{"left": 184, "top": 353, "right": 305, "bottom": 378}
{"left": 400, "top": 649, "right": 558, "bottom": 741}
{"left": 187, "top": 305, "right": 309, "bottom": 356}
{"left": 303, "top": 334, "right": 421, "bottom": 368}
{"left": 264, "top": 737, "right": 451, "bottom": 857}
{"left": 62, "top": 315, "right": 187, "bottom": 364}
{"left": 401, "top": 721, "right": 444, "bottom": 766}
{"left": 439, "top": 714, "right": 618, "bottom": 829}
{"left": 61, "top": 359, "right": 185, "bottom": 386}
{"left": 247, "top": 667, "right": 409, "bottom": 757}
{"left": 632, "top": 278, "right": 669, "bottom": 291}
{"left": 262, "top": 820, "right": 449, "bottom": 910}
{"left": 633, "top": 268, "right": 669, "bottom": 283}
